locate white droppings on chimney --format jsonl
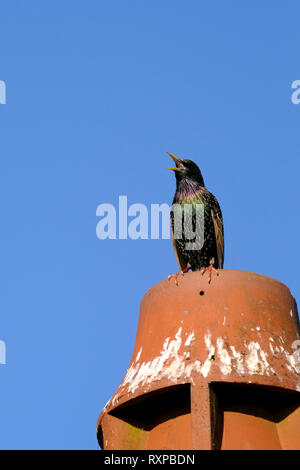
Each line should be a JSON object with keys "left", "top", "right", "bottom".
{"left": 184, "top": 332, "right": 195, "bottom": 347}
{"left": 185, "top": 360, "right": 202, "bottom": 385}
{"left": 216, "top": 337, "right": 232, "bottom": 375}
{"left": 230, "top": 345, "right": 245, "bottom": 374}
{"left": 201, "top": 330, "right": 215, "bottom": 377}
{"left": 107, "top": 329, "right": 300, "bottom": 408}
{"left": 246, "top": 342, "right": 261, "bottom": 373}
{"left": 290, "top": 309, "right": 293, "bottom": 317}
{"left": 200, "top": 358, "right": 212, "bottom": 378}
{"left": 246, "top": 341, "right": 274, "bottom": 375}
{"left": 204, "top": 331, "right": 212, "bottom": 349}
{"left": 259, "top": 349, "right": 270, "bottom": 366}
{"left": 135, "top": 347, "right": 142, "bottom": 362}
{"left": 102, "top": 399, "right": 110, "bottom": 412}
{"left": 120, "top": 327, "right": 184, "bottom": 394}
{"left": 283, "top": 341, "right": 300, "bottom": 375}
{"left": 163, "top": 336, "right": 170, "bottom": 350}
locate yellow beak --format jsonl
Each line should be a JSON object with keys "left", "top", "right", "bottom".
{"left": 167, "top": 152, "right": 182, "bottom": 171}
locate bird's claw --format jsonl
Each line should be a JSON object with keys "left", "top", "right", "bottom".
{"left": 201, "top": 264, "right": 219, "bottom": 284}
{"left": 168, "top": 266, "right": 191, "bottom": 286}
{"left": 168, "top": 271, "right": 185, "bottom": 286}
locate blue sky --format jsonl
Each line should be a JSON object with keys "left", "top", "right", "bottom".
{"left": 0, "top": 1, "right": 299, "bottom": 449}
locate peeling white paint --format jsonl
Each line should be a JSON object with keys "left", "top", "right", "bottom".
{"left": 222, "top": 316, "right": 226, "bottom": 326}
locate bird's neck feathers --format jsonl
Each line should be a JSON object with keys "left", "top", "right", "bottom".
{"left": 175, "top": 176, "right": 205, "bottom": 202}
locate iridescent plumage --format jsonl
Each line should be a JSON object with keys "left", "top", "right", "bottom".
{"left": 168, "top": 153, "right": 224, "bottom": 273}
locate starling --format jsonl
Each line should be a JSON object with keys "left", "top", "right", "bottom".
{"left": 167, "top": 153, "right": 224, "bottom": 284}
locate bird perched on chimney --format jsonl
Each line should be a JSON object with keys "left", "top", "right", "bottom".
{"left": 167, "top": 153, "right": 224, "bottom": 285}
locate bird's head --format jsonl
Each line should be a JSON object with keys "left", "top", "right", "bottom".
{"left": 167, "top": 153, "right": 204, "bottom": 186}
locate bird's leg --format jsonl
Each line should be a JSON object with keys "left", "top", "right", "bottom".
{"left": 168, "top": 266, "right": 191, "bottom": 286}
{"left": 201, "top": 258, "right": 219, "bottom": 284}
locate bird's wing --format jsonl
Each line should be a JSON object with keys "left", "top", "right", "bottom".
{"left": 170, "top": 222, "right": 187, "bottom": 271}
{"left": 210, "top": 196, "right": 224, "bottom": 268}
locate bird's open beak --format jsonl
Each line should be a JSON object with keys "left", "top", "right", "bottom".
{"left": 167, "top": 152, "right": 184, "bottom": 171}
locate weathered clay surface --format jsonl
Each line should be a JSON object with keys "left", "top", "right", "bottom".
{"left": 97, "top": 270, "right": 300, "bottom": 450}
